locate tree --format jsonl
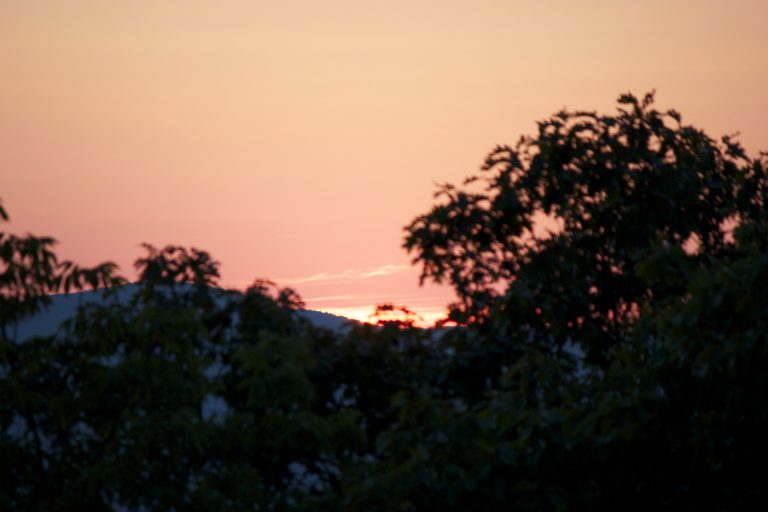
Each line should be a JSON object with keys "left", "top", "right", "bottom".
{"left": 0, "top": 202, "right": 435, "bottom": 510}
{"left": 405, "top": 92, "right": 766, "bottom": 364}
{"left": 3, "top": 92, "right": 768, "bottom": 510}
{"left": 393, "top": 92, "right": 768, "bottom": 507}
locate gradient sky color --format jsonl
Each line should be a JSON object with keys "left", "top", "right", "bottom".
{"left": 2, "top": 0, "right": 767, "bottom": 324}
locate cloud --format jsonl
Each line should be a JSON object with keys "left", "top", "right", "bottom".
{"left": 301, "top": 294, "right": 381, "bottom": 303}
{"left": 277, "top": 264, "right": 409, "bottom": 285}
{"left": 301, "top": 293, "right": 446, "bottom": 306}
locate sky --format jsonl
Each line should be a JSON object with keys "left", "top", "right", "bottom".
{"left": 2, "top": 0, "right": 767, "bottom": 324}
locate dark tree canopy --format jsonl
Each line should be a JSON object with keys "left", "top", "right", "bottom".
{"left": 3, "top": 93, "right": 768, "bottom": 510}
{"left": 405, "top": 92, "right": 767, "bottom": 362}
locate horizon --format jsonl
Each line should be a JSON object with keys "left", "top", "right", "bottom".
{"left": 3, "top": 0, "right": 767, "bottom": 325}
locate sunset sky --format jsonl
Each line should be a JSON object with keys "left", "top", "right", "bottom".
{"left": 2, "top": 0, "right": 767, "bottom": 324}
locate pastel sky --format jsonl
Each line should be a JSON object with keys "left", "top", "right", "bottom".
{"left": 2, "top": 1, "right": 767, "bottom": 324}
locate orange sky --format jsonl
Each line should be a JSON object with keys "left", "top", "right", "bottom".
{"left": 2, "top": 0, "right": 767, "bottom": 324}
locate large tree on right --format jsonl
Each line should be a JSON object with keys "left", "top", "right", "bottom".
{"left": 395, "top": 92, "right": 768, "bottom": 508}
{"left": 406, "top": 92, "right": 766, "bottom": 364}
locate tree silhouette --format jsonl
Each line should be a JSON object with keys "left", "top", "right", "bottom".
{"left": 405, "top": 92, "right": 766, "bottom": 364}
{"left": 3, "top": 92, "right": 768, "bottom": 510}
{"left": 392, "top": 92, "right": 768, "bottom": 508}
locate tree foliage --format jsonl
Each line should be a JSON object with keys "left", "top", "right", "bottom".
{"left": 405, "top": 92, "right": 765, "bottom": 359}
{"left": 2, "top": 93, "right": 768, "bottom": 510}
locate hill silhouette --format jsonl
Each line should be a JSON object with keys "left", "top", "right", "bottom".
{"left": 9, "top": 284, "right": 355, "bottom": 341}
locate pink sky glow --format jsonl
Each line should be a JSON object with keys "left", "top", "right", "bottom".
{"left": 2, "top": 1, "right": 767, "bottom": 325}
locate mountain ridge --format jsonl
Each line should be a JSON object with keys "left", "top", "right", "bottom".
{"left": 9, "top": 284, "right": 355, "bottom": 341}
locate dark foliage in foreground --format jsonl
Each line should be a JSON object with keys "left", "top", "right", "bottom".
{"left": 2, "top": 93, "right": 768, "bottom": 510}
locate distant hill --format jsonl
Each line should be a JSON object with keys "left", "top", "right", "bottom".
{"left": 297, "top": 309, "right": 355, "bottom": 330}
{"left": 8, "top": 284, "right": 355, "bottom": 341}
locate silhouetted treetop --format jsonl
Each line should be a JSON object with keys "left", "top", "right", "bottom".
{"left": 405, "top": 92, "right": 767, "bottom": 360}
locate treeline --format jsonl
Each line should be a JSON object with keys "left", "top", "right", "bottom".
{"left": 2, "top": 93, "right": 768, "bottom": 510}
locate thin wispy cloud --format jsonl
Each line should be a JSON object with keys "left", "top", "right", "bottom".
{"left": 302, "top": 293, "right": 447, "bottom": 306}
{"left": 277, "top": 264, "right": 410, "bottom": 285}
{"left": 302, "top": 294, "right": 382, "bottom": 303}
